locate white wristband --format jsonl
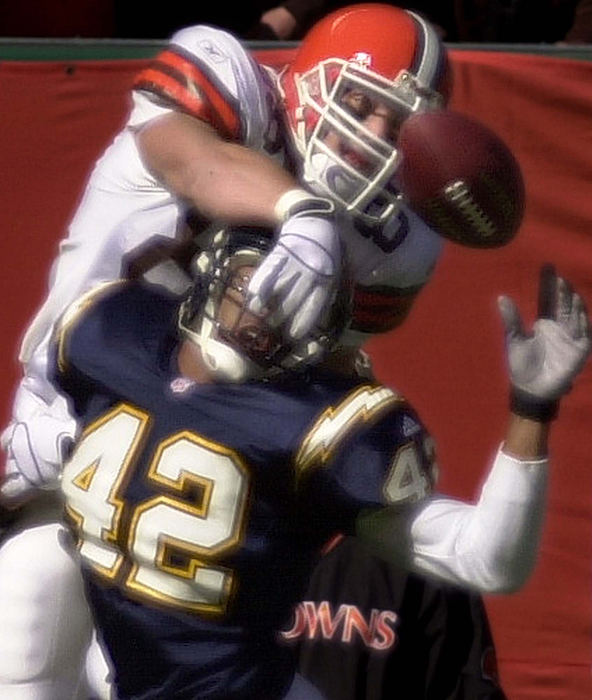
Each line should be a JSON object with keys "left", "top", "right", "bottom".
{"left": 274, "top": 188, "right": 335, "bottom": 223}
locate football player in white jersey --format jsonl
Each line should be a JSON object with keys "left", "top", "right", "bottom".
{"left": 0, "top": 4, "right": 499, "bottom": 698}
{"left": 2, "top": 4, "right": 449, "bottom": 507}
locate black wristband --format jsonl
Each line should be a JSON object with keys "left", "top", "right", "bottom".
{"left": 510, "top": 388, "right": 559, "bottom": 422}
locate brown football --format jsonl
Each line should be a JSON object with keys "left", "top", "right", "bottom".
{"left": 397, "top": 109, "right": 525, "bottom": 248}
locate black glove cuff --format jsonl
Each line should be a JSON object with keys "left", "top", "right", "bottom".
{"left": 510, "top": 388, "right": 559, "bottom": 422}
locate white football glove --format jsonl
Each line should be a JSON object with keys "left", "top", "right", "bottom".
{"left": 248, "top": 190, "right": 342, "bottom": 339}
{"left": 0, "top": 397, "right": 77, "bottom": 507}
{"left": 498, "top": 264, "right": 591, "bottom": 419}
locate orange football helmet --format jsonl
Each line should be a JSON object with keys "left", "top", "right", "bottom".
{"left": 280, "top": 3, "right": 450, "bottom": 226}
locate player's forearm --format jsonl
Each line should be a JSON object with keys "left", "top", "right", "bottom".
{"left": 356, "top": 446, "right": 548, "bottom": 593}
{"left": 501, "top": 413, "right": 549, "bottom": 460}
{"left": 177, "top": 141, "right": 299, "bottom": 224}
{"left": 137, "top": 113, "right": 298, "bottom": 226}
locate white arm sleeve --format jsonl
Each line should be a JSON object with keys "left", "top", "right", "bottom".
{"left": 356, "top": 446, "right": 548, "bottom": 593}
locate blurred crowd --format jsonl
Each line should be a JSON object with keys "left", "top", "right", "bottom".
{"left": 1, "top": 0, "right": 591, "bottom": 43}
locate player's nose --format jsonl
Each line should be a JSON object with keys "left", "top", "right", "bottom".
{"left": 362, "top": 111, "right": 395, "bottom": 143}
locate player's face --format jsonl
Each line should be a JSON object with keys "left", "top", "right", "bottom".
{"left": 217, "top": 265, "right": 277, "bottom": 356}
{"left": 341, "top": 88, "right": 403, "bottom": 142}
{"left": 322, "top": 87, "right": 404, "bottom": 176}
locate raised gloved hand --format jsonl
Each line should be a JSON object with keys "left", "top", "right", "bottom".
{"left": 247, "top": 190, "right": 342, "bottom": 339}
{"left": 498, "top": 264, "right": 591, "bottom": 420}
{"left": 0, "top": 397, "right": 76, "bottom": 508}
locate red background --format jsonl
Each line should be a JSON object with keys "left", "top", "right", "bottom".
{"left": 1, "top": 48, "right": 592, "bottom": 698}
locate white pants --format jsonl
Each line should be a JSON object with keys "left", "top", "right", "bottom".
{"left": 0, "top": 494, "right": 113, "bottom": 699}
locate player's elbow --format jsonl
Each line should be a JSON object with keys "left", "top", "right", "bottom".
{"left": 479, "top": 569, "right": 528, "bottom": 595}
{"left": 471, "top": 547, "right": 537, "bottom": 594}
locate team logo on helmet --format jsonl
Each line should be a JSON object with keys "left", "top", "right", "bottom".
{"left": 281, "top": 5, "right": 448, "bottom": 226}
{"left": 349, "top": 52, "right": 373, "bottom": 70}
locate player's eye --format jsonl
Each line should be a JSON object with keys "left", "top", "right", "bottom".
{"left": 341, "top": 90, "right": 374, "bottom": 120}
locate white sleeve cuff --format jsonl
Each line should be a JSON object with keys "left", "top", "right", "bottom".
{"left": 481, "top": 444, "right": 548, "bottom": 505}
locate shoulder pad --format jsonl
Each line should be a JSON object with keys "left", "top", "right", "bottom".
{"left": 295, "top": 384, "right": 404, "bottom": 476}
{"left": 54, "top": 280, "right": 125, "bottom": 374}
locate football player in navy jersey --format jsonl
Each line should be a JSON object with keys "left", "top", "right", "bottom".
{"left": 49, "top": 227, "right": 589, "bottom": 699}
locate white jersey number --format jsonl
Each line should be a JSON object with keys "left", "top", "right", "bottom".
{"left": 383, "top": 436, "right": 438, "bottom": 505}
{"left": 61, "top": 404, "right": 249, "bottom": 614}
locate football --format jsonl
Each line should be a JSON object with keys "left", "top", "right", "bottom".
{"left": 396, "top": 109, "right": 525, "bottom": 248}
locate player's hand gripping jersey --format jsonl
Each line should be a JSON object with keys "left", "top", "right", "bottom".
{"left": 51, "top": 280, "right": 437, "bottom": 699}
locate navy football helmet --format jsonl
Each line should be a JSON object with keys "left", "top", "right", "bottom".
{"left": 178, "top": 226, "right": 351, "bottom": 381}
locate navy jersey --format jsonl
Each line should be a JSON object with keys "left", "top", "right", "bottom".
{"left": 51, "top": 281, "right": 435, "bottom": 700}
{"left": 289, "top": 536, "right": 507, "bottom": 700}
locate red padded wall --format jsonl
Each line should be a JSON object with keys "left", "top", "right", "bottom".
{"left": 1, "top": 48, "right": 592, "bottom": 698}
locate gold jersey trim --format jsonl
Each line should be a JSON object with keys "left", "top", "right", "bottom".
{"left": 55, "top": 280, "right": 126, "bottom": 373}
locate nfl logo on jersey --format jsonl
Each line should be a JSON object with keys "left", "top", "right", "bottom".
{"left": 170, "top": 377, "right": 196, "bottom": 394}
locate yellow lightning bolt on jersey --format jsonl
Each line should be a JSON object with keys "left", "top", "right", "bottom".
{"left": 295, "top": 384, "right": 403, "bottom": 477}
